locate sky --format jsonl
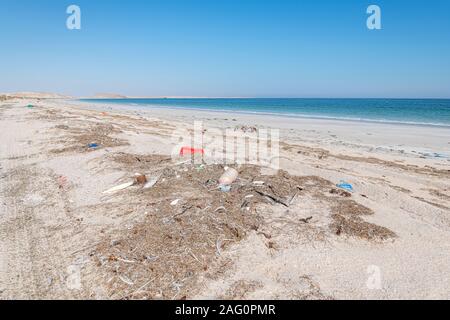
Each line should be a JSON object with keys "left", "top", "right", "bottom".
{"left": 1, "top": 0, "right": 450, "bottom": 98}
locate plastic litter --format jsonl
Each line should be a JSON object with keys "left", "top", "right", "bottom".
{"left": 219, "top": 168, "right": 238, "bottom": 186}
{"left": 26, "top": 104, "right": 34, "bottom": 109}
{"left": 336, "top": 181, "right": 354, "bottom": 192}
{"left": 214, "top": 206, "right": 227, "bottom": 213}
{"left": 88, "top": 143, "right": 99, "bottom": 149}
{"left": 179, "top": 147, "right": 205, "bottom": 156}
{"left": 143, "top": 177, "right": 159, "bottom": 189}
{"left": 253, "top": 181, "right": 265, "bottom": 186}
{"left": 171, "top": 199, "right": 181, "bottom": 206}
{"left": 103, "top": 181, "right": 134, "bottom": 194}
{"left": 219, "top": 185, "right": 231, "bottom": 192}
{"left": 134, "top": 174, "right": 147, "bottom": 185}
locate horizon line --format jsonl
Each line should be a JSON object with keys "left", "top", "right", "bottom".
{"left": 3, "top": 92, "right": 450, "bottom": 100}
{"left": 79, "top": 96, "right": 450, "bottom": 100}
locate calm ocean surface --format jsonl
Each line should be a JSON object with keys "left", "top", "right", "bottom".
{"left": 81, "top": 98, "right": 450, "bottom": 127}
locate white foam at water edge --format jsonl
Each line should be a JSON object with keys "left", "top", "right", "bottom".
{"left": 76, "top": 99, "right": 450, "bottom": 128}
{"left": 134, "top": 104, "right": 450, "bottom": 128}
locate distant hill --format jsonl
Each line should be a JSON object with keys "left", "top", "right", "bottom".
{"left": 91, "top": 93, "right": 128, "bottom": 99}
{"left": 0, "top": 92, "right": 73, "bottom": 99}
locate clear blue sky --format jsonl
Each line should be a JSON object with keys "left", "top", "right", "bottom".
{"left": 1, "top": 0, "right": 450, "bottom": 98}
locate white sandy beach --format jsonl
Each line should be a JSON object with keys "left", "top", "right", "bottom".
{"left": 0, "top": 97, "right": 449, "bottom": 300}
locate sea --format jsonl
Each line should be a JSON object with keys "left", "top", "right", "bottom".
{"left": 80, "top": 98, "right": 450, "bottom": 127}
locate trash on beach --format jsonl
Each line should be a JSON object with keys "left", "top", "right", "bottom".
{"left": 26, "top": 104, "right": 34, "bottom": 109}
{"left": 103, "top": 181, "right": 134, "bottom": 194}
{"left": 134, "top": 174, "right": 148, "bottom": 185}
{"left": 219, "top": 168, "right": 239, "bottom": 185}
{"left": 92, "top": 155, "right": 399, "bottom": 298}
{"left": 219, "top": 185, "right": 231, "bottom": 192}
{"left": 143, "top": 177, "right": 159, "bottom": 189}
{"left": 214, "top": 206, "right": 227, "bottom": 213}
{"left": 179, "top": 147, "right": 205, "bottom": 156}
{"left": 118, "top": 275, "right": 134, "bottom": 286}
{"left": 253, "top": 181, "right": 265, "bottom": 186}
{"left": 234, "top": 125, "right": 257, "bottom": 133}
{"left": 88, "top": 143, "right": 100, "bottom": 149}
{"left": 336, "top": 181, "right": 354, "bottom": 192}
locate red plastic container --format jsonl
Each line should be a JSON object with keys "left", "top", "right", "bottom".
{"left": 179, "top": 147, "right": 205, "bottom": 156}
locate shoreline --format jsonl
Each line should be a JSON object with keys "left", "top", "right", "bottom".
{"left": 76, "top": 98, "right": 450, "bottom": 129}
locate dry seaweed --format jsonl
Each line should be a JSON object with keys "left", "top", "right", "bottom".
{"left": 89, "top": 154, "right": 396, "bottom": 299}
{"left": 330, "top": 214, "right": 396, "bottom": 241}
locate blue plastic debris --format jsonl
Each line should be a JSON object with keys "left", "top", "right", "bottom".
{"left": 88, "top": 143, "right": 99, "bottom": 149}
{"left": 336, "top": 181, "right": 354, "bottom": 192}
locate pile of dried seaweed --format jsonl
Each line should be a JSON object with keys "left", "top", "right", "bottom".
{"left": 89, "top": 153, "right": 396, "bottom": 300}
{"left": 328, "top": 199, "right": 397, "bottom": 240}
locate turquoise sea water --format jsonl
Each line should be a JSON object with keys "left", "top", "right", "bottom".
{"left": 81, "top": 98, "right": 450, "bottom": 127}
